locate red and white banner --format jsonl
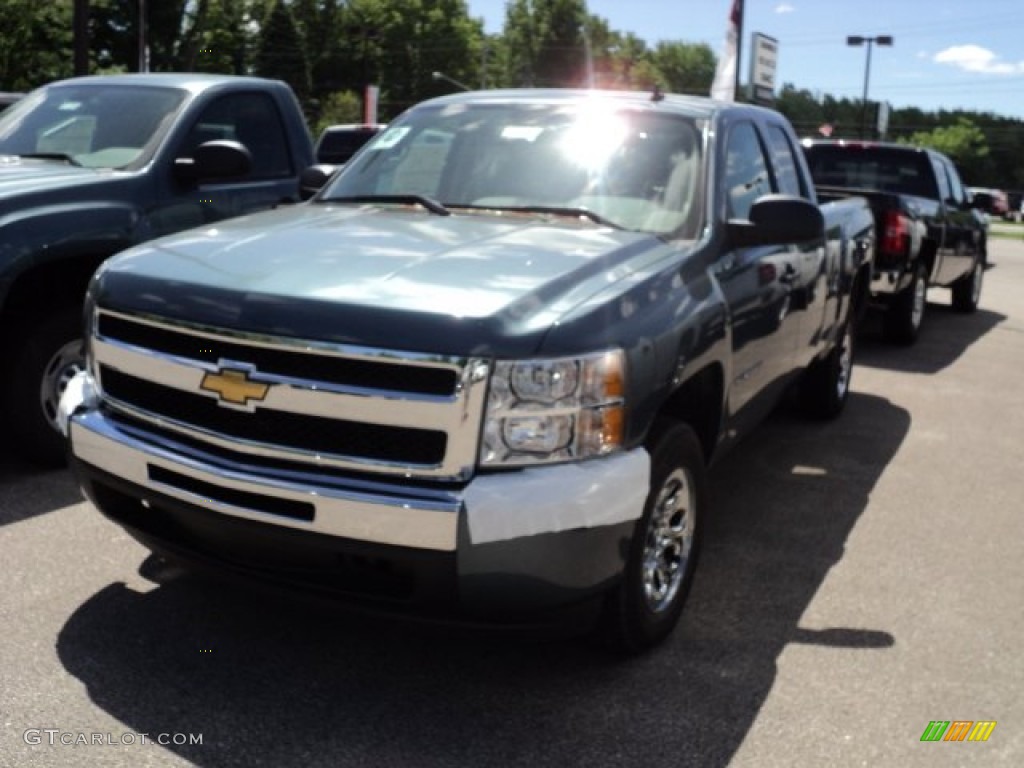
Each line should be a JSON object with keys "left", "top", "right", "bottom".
{"left": 710, "top": 0, "right": 741, "bottom": 101}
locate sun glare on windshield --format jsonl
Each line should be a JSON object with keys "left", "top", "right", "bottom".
{"left": 557, "top": 104, "right": 629, "bottom": 172}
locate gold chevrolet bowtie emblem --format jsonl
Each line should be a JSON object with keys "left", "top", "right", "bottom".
{"left": 200, "top": 368, "right": 270, "bottom": 407}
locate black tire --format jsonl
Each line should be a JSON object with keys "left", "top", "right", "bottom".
{"left": 801, "top": 320, "right": 854, "bottom": 420}
{"left": 137, "top": 553, "right": 191, "bottom": 585}
{"left": 883, "top": 262, "right": 927, "bottom": 345}
{"left": 601, "top": 421, "right": 706, "bottom": 654}
{"left": 3, "top": 309, "right": 85, "bottom": 466}
{"left": 951, "top": 256, "right": 983, "bottom": 313}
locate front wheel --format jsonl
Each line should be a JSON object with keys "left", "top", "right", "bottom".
{"left": 951, "top": 257, "right": 983, "bottom": 313}
{"left": 3, "top": 309, "right": 85, "bottom": 466}
{"left": 601, "top": 421, "right": 706, "bottom": 654}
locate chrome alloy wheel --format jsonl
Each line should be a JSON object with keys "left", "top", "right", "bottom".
{"left": 836, "top": 323, "right": 853, "bottom": 401}
{"left": 970, "top": 261, "right": 983, "bottom": 306}
{"left": 642, "top": 467, "right": 697, "bottom": 613}
{"left": 39, "top": 339, "right": 85, "bottom": 431}
{"left": 911, "top": 271, "right": 927, "bottom": 331}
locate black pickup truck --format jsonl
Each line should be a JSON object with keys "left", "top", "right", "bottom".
{"left": 62, "top": 90, "right": 873, "bottom": 651}
{"left": 0, "top": 73, "right": 314, "bottom": 463}
{"left": 802, "top": 139, "right": 987, "bottom": 344}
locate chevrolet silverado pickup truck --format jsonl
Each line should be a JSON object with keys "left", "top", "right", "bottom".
{"left": 0, "top": 73, "right": 314, "bottom": 463}
{"left": 61, "top": 89, "right": 873, "bottom": 651}
{"left": 802, "top": 139, "right": 987, "bottom": 344}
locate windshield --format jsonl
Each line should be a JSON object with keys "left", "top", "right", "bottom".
{"left": 321, "top": 101, "right": 705, "bottom": 237}
{"left": 0, "top": 84, "right": 187, "bottom": 169}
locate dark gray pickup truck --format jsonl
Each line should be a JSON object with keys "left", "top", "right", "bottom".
{"left": 802, "top": 139, "right": 987, "bottom": 344}
{"left": 0, "top": 73, "right": 314, "bottom": 463}
{"left": 61, "top": 89, "right": 873, "bottom": 651}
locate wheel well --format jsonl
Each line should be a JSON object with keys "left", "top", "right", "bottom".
{"left": 849, "top": 264, "right": 870, "bottom": 327}
{"left": 917, "top": 239, "right": 938, "bottom": 279}
{"left": 1, "top": 255, "right": 107, "bottom": 324}
{"left": 654, "top": 364, "right": 723, "bottom": 465}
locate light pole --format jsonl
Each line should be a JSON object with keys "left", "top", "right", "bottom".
{"left": 847, "top": 35, "right": 892, "bottom": 139}
{"left": 432, "top": 71, "right": 472, "bottom": 92}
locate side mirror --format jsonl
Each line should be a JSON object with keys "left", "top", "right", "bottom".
{"left": 727, "top": 194, "right": 824, "bottom": 247}
{"left": 299, "top": 164, "right": 339, "bottom": 200}
{"left": 173, "top": 140, "right": 252, "bottom": 184}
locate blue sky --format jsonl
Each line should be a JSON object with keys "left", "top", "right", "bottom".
{"left": 465, "top": 0, "right": 1024, "bottom": 119}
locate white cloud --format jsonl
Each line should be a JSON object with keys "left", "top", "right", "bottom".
{"left": 775, "top": 3, "right": 796, "bottom": 13}
{"left": 933, "top": 45, "right": 1023, "bottom": 75}
{"left": 916, "top": 50, "right": 929, "bottom": 60}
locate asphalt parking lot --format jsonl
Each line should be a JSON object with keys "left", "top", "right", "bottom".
{"left": 2, "top": 238, "right": 1022, "bottom": 768}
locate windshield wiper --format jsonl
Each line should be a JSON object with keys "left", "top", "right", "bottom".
{"left": 326, "top": 194, "right": 450, "bottom": 216}
{"left": 18, "top": 152, "right": 81, "bottom": 166}
{"left": 452, "top": 204, "right": 621, "bottom": 230}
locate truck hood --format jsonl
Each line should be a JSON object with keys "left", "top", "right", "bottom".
{"left": 0, "top": 156, "right": 110, "bottom": 200}
{"left": 95, "top": 203, "right": 679, "bottom": 357}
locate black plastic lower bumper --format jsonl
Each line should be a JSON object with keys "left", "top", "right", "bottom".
{"left": 71, "top": 456, "right": 633, "bottom": 629}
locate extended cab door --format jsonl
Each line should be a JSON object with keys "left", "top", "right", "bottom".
{"left": 931, "top": 153, "right": 982, "bottom": 285}
{"left": 715, "top": 120, "right": 803, "bottom": 428}
{"left": 760, "top": 120, "right": 830, "bottom": 367}
{"left": 147, "top": 90, "right": 302, "bottom": 238}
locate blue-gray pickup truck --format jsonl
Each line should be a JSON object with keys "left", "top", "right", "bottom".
{"left": 0, "top": 73, "right": 314, "bottom": 463}
{"left": 61, "top": 89, "right": 874, "bottom": 651}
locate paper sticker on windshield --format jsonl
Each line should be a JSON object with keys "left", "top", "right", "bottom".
{"left": 58, "top": 101, "right": 82, "bottom": 111}
{"left": 373, "top": 127, "right": 411, "bottom": 149}
{"left": 501, "top": 126, "right": 543, "bottom": 141}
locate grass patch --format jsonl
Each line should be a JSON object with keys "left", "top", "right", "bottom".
{"left": 987, "top": 218, "right": 1023, "bottom": 239}
{"left": 988, "top": 229, "right": 1023, "bottom": 240}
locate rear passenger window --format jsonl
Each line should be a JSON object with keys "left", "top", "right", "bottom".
{"left": 930, "top": 156, "right": 953, "bottom": 204}
{"left": 724, "top": 122, "right": 772, "bottom": 219}
{"left": 764, "top": 124, "right": 805, "bottom": 197}
{"left": 942, "top": 158, "right": 967, "bottom": 206}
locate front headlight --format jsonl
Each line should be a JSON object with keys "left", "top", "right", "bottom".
{"left": 480, "top": 349, "right": 625, "bottom": 467}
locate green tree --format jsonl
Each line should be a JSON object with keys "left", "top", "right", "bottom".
{"left": 313, "top": 90, "right": 363, "bottom": 135}
{"left": 0, "top": 0, "right": 73, "bottom": 90}
{"left": 90, "top": 0, "right": 213, "bottom": 73}
{"left": 189, "top": 0, "right": 258, "bottom": 75}
{"left": 775, "top": 84, "right": 867, "bottom": 139}
{"left": 775, "top": 84, "right": 825, "bottom": 136}
{"left": 502, "top": 0, "right": 588, "bottom": 87}
{"left": 255, "top": 0, "right": 311, "bottom": 100}
{"left": 534, "top": 0, "right": 587, "bottom": 87}
{"left": 327, "top": 0, "right": 482, "bottom": 118}
{"left": 583, "top": 19, "right": 651, "bottom": 89}
{"left": 902, "top": 116, "right": 989, "bottom": 170}
{"left": 647, "top": 41, "right": 715, "bottom": 95}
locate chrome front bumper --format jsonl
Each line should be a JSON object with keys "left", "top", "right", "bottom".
{"left": 69, "top": 408, "right": 462, "bottom": 550}
{"left": 63, "top": 372, "right": 650, "bottom": 554}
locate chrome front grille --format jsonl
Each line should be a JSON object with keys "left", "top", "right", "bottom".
{"left": 91, "top": 309, "right": 490, "bottom": 480}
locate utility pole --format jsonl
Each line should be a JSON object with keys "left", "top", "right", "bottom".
{"left": 847, "top": 35, "right": 893, "bottom": 139}
{"left": 73, "top": 0, "right": 89, "bottom": 76}
{"left": 138, "top": 0, "right": 148, "bottom": 72}
{"left": 734, "top": 0, "right": 744, "bottom": 102}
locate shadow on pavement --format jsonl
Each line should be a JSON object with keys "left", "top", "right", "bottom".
{"left": 56, "top": 393, "right": 909, "bottom": 768}
{"left": 857, "top": 304, "right": 1006, "bottom": 375}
